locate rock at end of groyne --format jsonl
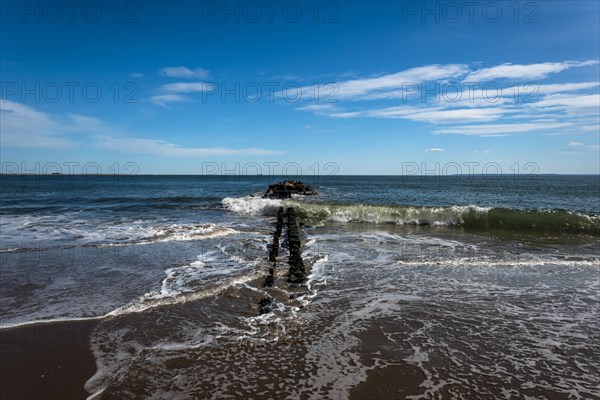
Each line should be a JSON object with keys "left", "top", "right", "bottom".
{"left": 263, "top": 180, "right": 317, "bottom": 199}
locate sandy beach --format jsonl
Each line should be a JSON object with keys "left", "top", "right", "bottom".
{"left": 0, "top": 320, "right": 98, "bottom": 400}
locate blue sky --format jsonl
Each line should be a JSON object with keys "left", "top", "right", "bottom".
{"left": 1, "top": 0, "right": 599, "bottom": 175}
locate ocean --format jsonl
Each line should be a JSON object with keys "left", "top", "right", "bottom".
{"left": 1, "top": 174, "right": 599, "bottom": 399}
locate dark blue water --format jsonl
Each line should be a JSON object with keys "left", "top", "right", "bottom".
{"left": 2, "top": 174, "right": 599, "bottom": 214}
{"left": 1, "top": 175, "right": 598, "bottom": 251}
{"left": 314, "top": 175, "right": 600, "bottom": 214}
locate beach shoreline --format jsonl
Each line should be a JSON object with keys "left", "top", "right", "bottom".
{"left": 0, "top": 320, "right": 98, "bottom": 400}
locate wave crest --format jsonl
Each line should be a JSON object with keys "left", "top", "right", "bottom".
{"left": 222, "top": 197, "right": 600, "bottom": 234}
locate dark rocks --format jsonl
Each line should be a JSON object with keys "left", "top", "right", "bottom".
{"left": 263, "top": 180, "right": 317, "bottom": 199}
{"left": 258, "top": 297, "right": 273, "bottom": 314}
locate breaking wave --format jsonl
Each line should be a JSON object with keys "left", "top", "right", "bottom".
{"left": 222, "top": 197, "right": 600, "bottom": 235}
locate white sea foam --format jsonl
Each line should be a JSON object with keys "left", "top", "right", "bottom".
{"left": 0, "top": 231, "right": 265, "bottom": 329}
{"left": 0, "top": 271, "right": 261, "bottom": 330}
{"left": 221, "top": 196, "right": 493, "bottom": 226}
{"left": 1, "top": 215, "right": 238, "bottom": 250}
{"left": 0, "top": 315, "right": 106, "bottom": 330}
{"left": 106, "top": 267, "right": 261, "bottom": 318}
{"left": 94, "top": 224, "right": 238, "bottom": 246}
{"left": 222, "top": 196, "right": 284, "bottom": 215}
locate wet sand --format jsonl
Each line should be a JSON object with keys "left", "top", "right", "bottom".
{"left": 0, "top": 320, "right": 98, "bottom": 400}
{"left": 350, "top": 364, "right": 425, "bottom": 399}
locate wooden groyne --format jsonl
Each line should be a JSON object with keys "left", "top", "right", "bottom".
{"left": 268, "top": 207, "right": 284, "bottom": 263}
{"left": 264, "top": 207, "right": 283, "bottom": 290}
{"left": 286, "top": 207, "right": 306, "bottom": 284}
{"left": 259, "top": 206, "right": 308, "bottom": 314}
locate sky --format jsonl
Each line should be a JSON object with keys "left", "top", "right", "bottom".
{"left": 1, "top": 0, "right": 599, "bottom": 175}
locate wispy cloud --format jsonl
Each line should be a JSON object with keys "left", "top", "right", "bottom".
{"left": 0, "top": 100, "right": 285, "bottom": 156}
{"left": 291, "top": 60, "right": 599, "bottom": 137}
{"left": 565, "top": 141, "right": 599, "bottom": 151}
{"left": 95, "top": 136, "right": 284, "bottom": 157}
{"left": 160, "top": 66, "right": 210, "bottom": 79}
{"left": 149, "top": 82, "right": 214, "bottom": 106}
{"left": 433, "top": 122, "right": 574, "bottom": 136}
{"left": 302, "top": 64, "right": 469, "bottom": 100}
{"left": 425, "top": 148, "right": 444, "bottom": 152}
{"left": 580, "top": 125, "right": 600, "bottom": 132}
{"left": 465, "top": 61, "right": 598, "bottom": 81}
{"left": 295, "top": 104, "right": 339, "bottom": 115}
{"left": 160, "top": 82, "right": 214, "bottom": 93}
{"left": 1, "top": 100, "right": 81, "bottom": 148}
{"left": 296, "top": 61, "right": 597, "bottom": 105}
{"left": 527, "top": 93, "right": 599, "bottom": 112}
{"left": 532, "top": 82, "right": 600, "bottom": 94}
{"left": 295, "top": 104, "right": 336, "bottom": 111}
{"left": 356, "top": 81, "right": 599, "bottom": 106}
{"left": 366, "top": 106, "right": 512, "bottom": 123}
{"left": 329, "top": 111, "right": 362, "bottom": 118}
{"left": 148, "top": 94, "right": 193, "bottom": 107}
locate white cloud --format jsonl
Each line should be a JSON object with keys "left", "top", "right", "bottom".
{"left": 560, "top": 148, "right": 580, "bottom": 154}
{"left": 302, "top": 64, "right": 468, "bottom": 100}
{"left": 433, "top": 122, "right": 574, "bottom": 136}
{"left": 0, "top": 100, "right": 285, "bottom": 156}
{"left": 327, "top": 104, "right": 517, "bottom": 124}
{"left": 1, "top": 100, "right": 53, "bottom": 127}
{"left": 292, "top": 61, "right": 600, "bottom": 136}
{"left": 95, "top": 136, "right": 284, "bottom": 157}
{"left": 356, "top": 81, "right": 599, "bottom": 108}
{"left": 329, "top": 111, "right": 362, "bottom": 118}
{"left": 564, "top": 141, "right": 599, "bottom": 151}
{"left": 466, "top": 60, "right": 598, "bottom": 81}
{"left": 295, "top": 61, "right": 598, "bottom": 105}
{"left": 148, "top": 94, "right": 192, "bottom": 107}
{"left": 160, "top": 66, "right": 210, "bottom": 79}
{"left": 367, "top": 106, "right": 511, "bottom": 123}
{"left": 295, "top": 104, "right": 337, "bottom": 112}
{"left": 425, "top": 148, "right": 444, "bottom": 152}
{"left": 532, "top": 82, "right": 600, "bottom": 94}
{"left": 527, "top": 93, "right": 600, "bottom": 112}
{"left": 160, "top": 82, "right": 214, "bottom": 93}
{"left": 580, "top": 125, "right": 600, "bottom": 132}
{"left": 1, "top": 100, "right": 78, "bottom": 148}
{"left": 149, "top": 82, "right": 214, "bottom": 106}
